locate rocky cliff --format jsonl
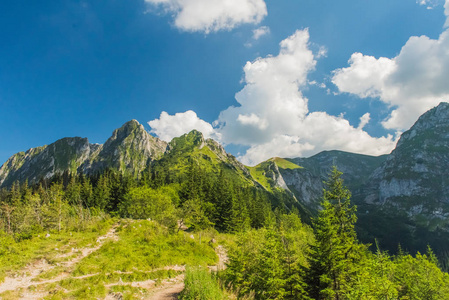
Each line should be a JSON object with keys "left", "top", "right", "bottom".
{"left": 362, "top": 102, "right": 449, "bottom": 230}
{"left": 82, "top": 120, "right": 167, "bottom": 175}
{"left": 0, "top": 120, "right": 167, "bottom": 187}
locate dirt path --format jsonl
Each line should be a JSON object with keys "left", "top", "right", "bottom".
{"left": 146, "top": 275, "right": 185, "bottom": 300}
{"left": 0, "top": 224, "right": 119, "bottom": 296}
{"left": 149, "top": 282, "right": 185, "bottom": 300}
{"left": 146, "top": 244, "right": 229, "bottom": 300}
{"left": 208, "top": 245, "right": 228, "bottom": 272}
{"left": 0, "top": 225, "right": 229, "bottom": 300}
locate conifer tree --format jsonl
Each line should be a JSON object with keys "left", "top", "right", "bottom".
{"left": 93, "top": 174, "right": 110, "bottom": 210}
{"left": 306, "top": 166, "right": 363, "bottom": 299}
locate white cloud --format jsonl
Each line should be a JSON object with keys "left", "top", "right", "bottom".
{"left": 239, "top": 135, "right": 314, "bottom": 166}
{"left": 215, "top": 29, "right": 397, "bottom": 165}
{"left": 148, "top": 110, "right": 219, "bottom": 141}
{"left": 148, "top": 30, "right": 397, "bottom": 166}
{"left": 333, "top": 3, "right": 449, "bottom": 130}
{"left": 332, "top": 53, "right": 397, "bottom": 99}
{"left": 252, "top": 26, "right": 270, "bottom": 40}
{"left": 144, "top": 0, "right": 267, "bottom": 33}
{"left": 358, "top": 113, "right": 371, "bottom": 129}
{"left": 237, "top": 113, "right": 269, "bottom": 130}
{"left": 239, "top": 113, "right": 395, "bottom": 166}
{"left": 417, "top": 0, "right": 439, "bottom": 9}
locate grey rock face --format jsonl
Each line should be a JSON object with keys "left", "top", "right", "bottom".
{"left": 267, "top": 151, "right": 387, "bottom": 211}
{"left": 83, "top": 120, "right": 167, "bottom": 175}
{"left": 0, "top": 137, "right": 96, "bottom": 187}
{"left": 279, "top": 167, "right": 323, "bottom": 209}
{"left": 363, "top": 102, "right": 449, "bottom": 225}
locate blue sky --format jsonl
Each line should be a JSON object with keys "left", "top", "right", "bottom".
{"left": 1, "top": 0, "right": 448, "bottom": 165}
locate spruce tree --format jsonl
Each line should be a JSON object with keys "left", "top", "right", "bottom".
{"left": 306, "top": 166, "right": 363, "bottom": 299}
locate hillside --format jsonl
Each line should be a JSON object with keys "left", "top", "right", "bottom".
{"left": 251, "top": 102, "right": 449, "bottom": 261}
{"left": 3, "top": 103, "right": 449, "bottom": 264}
{"left": 0, "top": 218, "right": 224, "bottom": 299}
{"left": 1, "top": 167, "right": 447, "bottom": 299}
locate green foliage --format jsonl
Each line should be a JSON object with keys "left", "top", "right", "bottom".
{"left": 224, "top": 211, "right": 313, "bottom": 299}
{"left": 119, "top": 185, "right": 179, "bottom": 230}
{"left": 394, "top": 251, "right": 449, "bottom": 299}
{"left": 306, "top": 166, "right": 366, "bottom": 299}
{"left": 180, "top": 266, "right": 227, "bottom": 300}
{"left": 72, "top": 220, "right": 217, "bottom": 276}
{"left": 1, "top": 155, "right": 449, "bottom": 300}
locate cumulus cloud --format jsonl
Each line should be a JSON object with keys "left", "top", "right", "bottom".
{"left": 148, "top": 110, "right": 219, "bottom": 141}
{"left": 333, "top": 2, "right": 449, "bottom": 130}
{"left": 239, "top": 113, "right": 395, "bottom": 165}
{"left": 215, "top": 29, "right": 397, "bottom": 165}
{"left": 148, "top": 30, "right": 397, "bottom": 166}
{"left": 239, "top": 135, "right": 314, "bottom": 166}
{"left": 144, "top": 0, "right": 267, "bottom": 33}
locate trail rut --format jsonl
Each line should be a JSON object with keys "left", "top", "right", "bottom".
{"left": 0, "top": 225, "right": 228, "bottom": 300}
{"left": 0, "top": 224, "right": 119, "bottom": 297}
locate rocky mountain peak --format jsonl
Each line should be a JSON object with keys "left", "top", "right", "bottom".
{"left": 83, "top": 120, "right": 167, "bottom": 174}
{"left": 106, "top": 120, "right": 145, "bottom": 146}
{"left": 414, "top": 102, "right": 449, "bottom": 129}
{"left": 396, "top": 102, "right": 449, "bottom": 149}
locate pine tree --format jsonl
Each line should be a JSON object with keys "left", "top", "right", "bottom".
{"left": 93, "top": 174, "right": 110, "bottom": 210}
{"left": 306, "top": 166, "right": 363, "bottom": 300}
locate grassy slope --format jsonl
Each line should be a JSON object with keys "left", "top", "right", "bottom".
{"left": 272, "top": 157, "right": 302, "bottom": 170}
{"left": 0, "top": 218, "right": 113, "bottom": 282}
{"left": 248, "top": 157, "right": 302, "bottom": 192}
{"left": 0, "top": 219, "right": 221, "bottom": 300}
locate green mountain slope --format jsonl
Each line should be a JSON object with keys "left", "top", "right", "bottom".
{"left": 152, "top": 130, "right": 254, "bottom": 185}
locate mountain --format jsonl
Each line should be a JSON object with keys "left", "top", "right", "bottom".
{"left": 0, "top": 121, "right": 256, "bottom": 189}
{"left": 3, "top": 103, "right": 449, "bottom": 256}
{"left": 250, "top": 151, "right": 388, "bottom": 213}
{"left": 152, "top": 129, "right": 254, "bottom": 184}
{"left": 82, "top": 120, "right": 167, "bottom": 175}
{"left": 0, "top": 120, "right": 167, "bottom": 187}
{"left": 0, "top": 137, "right": 99, "bottom": 187}
{"left": 251, "top": 102, "right": 449, "bottom": 259}
{"left": 362, "top": 102, "right": 449, "bottom": 229}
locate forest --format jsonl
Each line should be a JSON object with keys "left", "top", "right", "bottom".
{"left": 0, "top": 164, "right": 448, "bottom": 299}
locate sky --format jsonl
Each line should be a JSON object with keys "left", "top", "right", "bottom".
{"left": 1, "top": 0, "right": 449, "bottom": 166}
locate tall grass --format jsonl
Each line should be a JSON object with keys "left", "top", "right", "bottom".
{"left": 179, "top": 266, "right": 227, "bottom": 300}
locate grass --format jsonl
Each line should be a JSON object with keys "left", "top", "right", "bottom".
{"left": 272, "top": 157, "right": 302, "bottom": 170}
{"left": 41, "top": 269, "right": 181, "bottom": 299}
{"left": 179, "top": 266, "right": 228, "bottom": 300}
{"left": 72, "top": 219, "right": 217, "bottom": 276}
{"left": 248, "top": 165, "right": 273, "bottom": 192}
{"left": 0, "top": 218, "right": 224, "bottom": 299}
{"left": 248, "top": 158, "right": 302, "bottom": 192}
{"left": 0, "top": 217, "right": 113, "bottom": 283}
